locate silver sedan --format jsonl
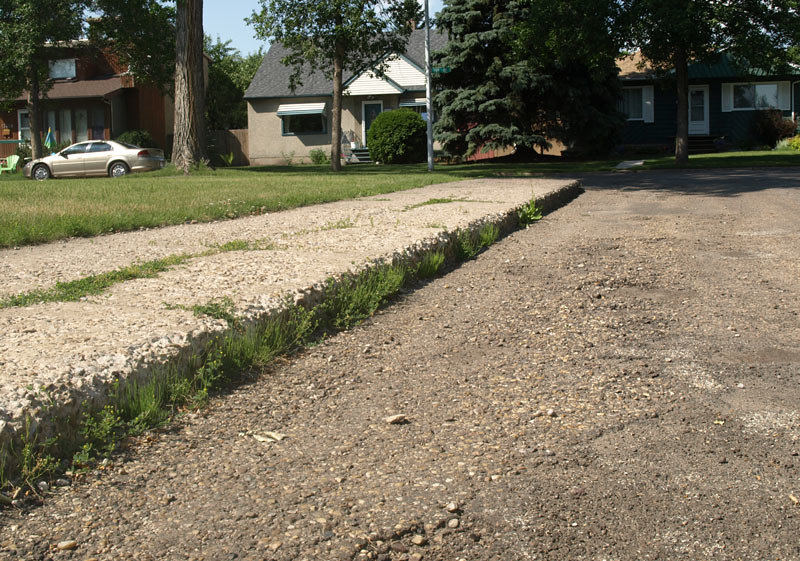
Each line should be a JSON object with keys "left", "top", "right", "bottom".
{"left": 23, "top": 140, "right": 165, "bottom": 180}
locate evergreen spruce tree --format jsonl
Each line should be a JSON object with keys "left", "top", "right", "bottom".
{"left": 434, "top": 0, "right": 625, "bottom": 159}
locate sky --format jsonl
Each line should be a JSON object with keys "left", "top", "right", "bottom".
{"left": 204, "top": 0, "right": 445, "bottom": 56}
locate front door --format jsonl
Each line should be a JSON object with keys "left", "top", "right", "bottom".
{"left": 688, "top": 85, "right": 709, "bottom": 135}
{"left": 362, "top": 101, "right": 383, "bottom": 146}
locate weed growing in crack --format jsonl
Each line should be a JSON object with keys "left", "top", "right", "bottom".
{"left": 321, "top": 217, "right": 355, "bottom": 230}
{"left": 456, "top": 224, "right": 499, "bottom": 261}
{"left": 318, "top": 265, "right": 408, "bottom": 329}
{"left": 191, "top": 297, "right": 238, "bottom": 328}
{"left": 478, "top": 223, "right": 499, "bottom": 248}
{"left": 18, "top": 418, "right": 59, "bottom": 492}
{"left": 0, "top": 254, "right": 192, "bottom": 309}
{"left": 403, "top": 197, "right": 467, "bottom": 211}
{"left": 517, "top": 196, "right": 543, "bottom": 226}
{"left": 456, "top": 230, "right": 479, "bottom": 260}
{"left": 417, "top": 251, "right": 445, "bottom": 279}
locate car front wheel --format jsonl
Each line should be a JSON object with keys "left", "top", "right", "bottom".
{"left": 32, "top": 164, "right": 50, "bottom": 181}
{"left": 109, "top": 161, "right": 129, "bottom": 177}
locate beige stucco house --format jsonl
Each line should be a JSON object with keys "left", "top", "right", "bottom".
{"left": 244, "top": 29, "right": 446, "bottom": 165}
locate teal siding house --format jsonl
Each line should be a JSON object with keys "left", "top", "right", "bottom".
{"left": 618, "top": 53, "right": 800, "bottom": 151}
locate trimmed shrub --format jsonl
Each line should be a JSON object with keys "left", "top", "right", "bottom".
{"left": 116, "top": 129, "right": 158, "bottom": 148}
{"left": 366, "top": 109, "right": 426, "bottom": 164}
{"left": 790, "top": 135, "right": 800, "bottom": 152}
{"left": 752, "top": 110, "right": 796, "bottom": 148}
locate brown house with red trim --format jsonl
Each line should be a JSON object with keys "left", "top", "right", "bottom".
{"left": 0, "top": 44, "right": 173, "bottom": 159}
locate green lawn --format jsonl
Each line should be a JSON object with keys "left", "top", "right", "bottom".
{"left": 1, "top": 150, "right": 799, "bottom": 249}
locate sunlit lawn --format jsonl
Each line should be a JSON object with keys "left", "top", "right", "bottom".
{"left": 1, "top": 150, "right": 799, "bottom": 248}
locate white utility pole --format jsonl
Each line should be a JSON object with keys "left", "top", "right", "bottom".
{"left": 423, "top": 0, "right": 434, "bottom": 171}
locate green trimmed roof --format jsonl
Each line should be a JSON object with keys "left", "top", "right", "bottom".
{"left": 687, "top": 54, "right": 792, "bottom": 79}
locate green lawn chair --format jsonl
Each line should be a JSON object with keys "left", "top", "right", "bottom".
{"left": 0, "top": 154, "right": 20, "bottom": 174}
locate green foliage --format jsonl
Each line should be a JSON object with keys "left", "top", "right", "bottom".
{"left": 18, "top": 418, "right": 59, "bottom": 490}
{"left": 790, "top": 136, "right": 800, "bottom": 151}
{"left": 416, "top": 251, "right": 445, "bottom": 279}
{"left": 192, "top": 296, "right": 239, "bottom": 328}
{"left": 0, "top": 254, "right": 191, "bottom": 309}
{"left": 116, "top": 129, "right": 158, "bottom": 149}
{"left": 367, "top": 109, "right": 426, "bottom": 164}
{"left": 88, "top": 0, "right": 176, "bottom": 93}
{"left": 478, "top": 223, "right": 499, "bottom": 247}
{"left": 204, "top": 35, "right": 263, "bottom": 130}
{"left": 517, "top": 197, "right": 543, "bottom": 225}
{"left": 309, "top": 148, "right": 330, "bottom": 165}
{"left": 456, "top": 224, "right": 499, "bottom": 260}
{"left": 78, "top": 405, "right": 125, "bottom": 459}
{"left": 219, "top": 152, "right": 235, "bottom": 166}
{"left": 434, "top": 0, "right": 624, "bottom": 158}
{"left": 455, "top": 230, "right": 479, "bottom": 260}
{"left": 751, "top": 110, "right": 796, "bottom": 148}
{"left": 319, "top": 265, "right": 408, "bottom": 329}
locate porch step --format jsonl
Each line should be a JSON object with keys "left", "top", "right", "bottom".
{"left": 350, "top": 148, "right": 372, "bottom": 164}
{"left": 688, "top": 136, "right": 717, "bottom": 154}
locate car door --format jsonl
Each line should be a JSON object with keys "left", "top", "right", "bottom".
{"left": 84, "top": 142, "right": 113, "bottom": 176}
{"left": 50, "top": 143, "right": 88, "bottom": 177}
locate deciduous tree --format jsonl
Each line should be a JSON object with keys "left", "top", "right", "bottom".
{"left": 0, "top": 0, "right": 89, "bottom": 159}
{"left": 172, "top": 0, "right": 206, "bottom": 172}
{"left": 247, "top": 0, "right": 420, "bottom": 171}
{"left": 204, "top": 36, "right": 263, "bottom": 130}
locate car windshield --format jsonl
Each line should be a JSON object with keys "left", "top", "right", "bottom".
{"left": 117, "top": 142, "right": 140, "bottom": 149}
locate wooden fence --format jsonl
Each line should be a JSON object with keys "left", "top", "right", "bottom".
{"left": 209, "top": 129, "right": 249, "bottom": 167}
{"left": 0, "top": 140, "right": 22, "bottom": 160}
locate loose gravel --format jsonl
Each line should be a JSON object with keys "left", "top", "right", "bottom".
{"left": 1, "top": 169, "right": 798, "bottom": 560}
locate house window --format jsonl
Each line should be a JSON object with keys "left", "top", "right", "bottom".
{"left": 18, "top": 110, "right": 30, "bottom": 141}
{"left": 60, "top": 110, "right": 72, "bottom": 144}
{"left": 621, "top": 88, "right": 644, "bottom": 120}
{"left": 723, "top": 81, "right": 790, "bottom": 112}
{"left": 49, "top": 59, "right": 76, "bottom": 79}
{"left": 733, "top": 83, "right": 779, "bottom": 109}
{"left": 619, "top": 86, "right": 654, "bottom": 123}
{"left": 282, "top": 114, "right": 326, "bottom": 135}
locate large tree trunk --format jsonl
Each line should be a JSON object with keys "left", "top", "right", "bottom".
{"left": 674, "top": 47, "right": 689, "bottom": 165}
{"left": 173, "top": 0, "right": 206, "bottom": 173}
{"left": 27, "top": 67, "right": 43, "bottom": 160}
{"left": 330, "top": 40, "right": 344, "bottom": 172}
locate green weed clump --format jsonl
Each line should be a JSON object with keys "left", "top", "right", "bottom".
{"left": 319, "top": 265, "right": 408, "bottom": 329}
{"left": 417, "top": 251, "right": 445, "bottom": 279}
{"left": 456, "top": 223, "right": 499, "bottom": 261}
{"left": 517, "top": 197, "right": 543, "bottom": 226}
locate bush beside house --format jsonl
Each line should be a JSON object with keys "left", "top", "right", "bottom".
{"left": 366, "top": 109, "right": 426, "bottom": 164}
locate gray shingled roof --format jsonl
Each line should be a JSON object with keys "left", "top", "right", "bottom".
{"left": 244, "top": 28, "right": 448, "bottom": 99}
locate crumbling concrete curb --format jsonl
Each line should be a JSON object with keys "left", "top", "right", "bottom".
{"left": 0, "top": 180, "right": 582, "bottom": 468}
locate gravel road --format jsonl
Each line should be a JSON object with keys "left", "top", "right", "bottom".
{"left": 2, "top": 169, "right": 799, "bottom": 560}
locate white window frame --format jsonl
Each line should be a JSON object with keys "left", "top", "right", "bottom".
{"left": 620, "top": 86, "right": 654, "bottom": 123}
{"left": 722, "top": 81, "right": 791, "bottom": 112}
{"left": 17, "top": 109, "right": 30, "bottom": 141}
{"left": 48, "top": 58, "right": 77, "bottom": 80}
